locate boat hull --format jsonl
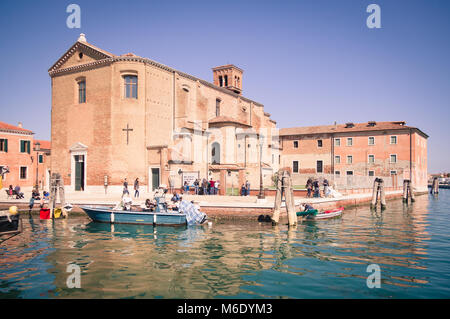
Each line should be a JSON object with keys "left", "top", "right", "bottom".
{"left": 306, "top": 207, "right": 344, "bottom": 220}
{"left": 80, "top": 206, "right": 187, "bottom": 226}
{"left": 0, "top": 213, "right": 20, "bottom": 235}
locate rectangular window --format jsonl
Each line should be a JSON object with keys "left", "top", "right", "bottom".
{"left": 390, "top": 136, "right": 397, "bottom": 144}
{"left": 347, "top": 138, "right": 353, "bottom": 146}
{"left": 216, "top": 99, "right": 221, "bottom": 116}
{"left": 347, "top": 155, "right": 353, "bottom": 164}
{"left": 124, "top": 75, "right": 138, "bottom": 99}
{"left": 390, "top": 154, "right": 397, "bottom": 163}
{"left": 20, "top": 140, "right": 30, "bottom": 154}
{"left": 272, "top": 154, "right": 274, "bottom": 164}
{"left": 368, "top": 154, "right": 375, "bottom": 164}
{"left": 335, "top": 171, "right": 340, "bottom": 176}
{"left": 335, "top": 155, "right": 340, "bottom": 164}
{"left": 39, "top": 154, "right": 43, "bottom": 163}
{"left": 368, "top": 136, "right": 375, "bottom": 145}
{"left": 78, "top": 80, "right": 86, "bottom": 103}
{"left": 317, "top": 139, "right": 323, "bottom": 147}
{"left": 335, "top": 138, "right": 340, "bottom": 146}
{"left": 346, "top": 171, "right": 353, "bottom": 176}
{"left": 368, "top": 170, "right": 375, "bottom": 176}
{"left": 293, "top": 161, "right": 299, "bottom": 173}
{"left": 20, "top": 166, "right": 27, "bottom": 179}
{"left": 0, "top": 139, "right": 7, "bottom": 152}
{"left": 316, "top": 160, "right": 323, "bottom": 173}
{"left": 293, "top": 141, "right": 298, "bottom": 148}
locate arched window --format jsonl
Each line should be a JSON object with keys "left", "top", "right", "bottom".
{"left": 124, "top": 75, "right": 138, "bottom": 99}
{"left": 211, "top": 142, "right": 220, "bottom": 164}
{"left": 216, "top": 99, "right": 221, "bottom": 117}
{"left": 78, "top": 80, "right": 86, "bottom": 103}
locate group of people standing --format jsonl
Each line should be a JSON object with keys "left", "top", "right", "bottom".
{"left": 190, "top": 178, "right": 219, "bottom": 195}
{"left": 306, "top": 177, "right": 330, "bottom": 198}
{"left": 122, "top": 178, "right": 140, "bottom": 198}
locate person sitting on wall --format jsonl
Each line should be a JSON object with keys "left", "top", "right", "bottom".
{"left": 7, "top": 185, "right": 14, "bottom": 199}
{"left": 43, "top": 191, "right": 49, "bottom": 200}
{"left": 32, "top": 188, "right": 40, "bottom": 200}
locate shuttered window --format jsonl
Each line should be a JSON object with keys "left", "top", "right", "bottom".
{"left": 0, "top": 139, "right": 7, "bottom": 152}
{"left": 20, "top": 140, "right": 30, "bottom": 154}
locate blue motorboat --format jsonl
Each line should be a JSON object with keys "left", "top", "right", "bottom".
{"left": 80, "top": 205, "right": 187, "bottom": 226}
{"left": 80, "top": 193, "right": 207, "bottom": 226}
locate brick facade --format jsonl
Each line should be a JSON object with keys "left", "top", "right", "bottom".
{"left": 49, "top": 35, "right": 279, "bottom": 193}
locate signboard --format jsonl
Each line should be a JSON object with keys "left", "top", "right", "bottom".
{"left": 182, "top": 171, "right": 199, "bottom": 186}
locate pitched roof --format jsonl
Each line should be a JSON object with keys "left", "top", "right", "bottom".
{"left": 0, "top": 121, "right": 33, "bottom": 134}
{"left": 34, "top": 140, "right": 51, "bottom": 150}
{"left": 280, "top": 121, "right": 429, "bottom": 138}
{"left": 208, "top": 116, "right": 251, "bottom": 127}
{"left": 48, "top": 40, "right": 115, "bottom": 72}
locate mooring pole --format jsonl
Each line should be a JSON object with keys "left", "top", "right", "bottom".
{"left": 431, "top": 177, "right": 439, "bottom": 195}
{"left": 408, "top": 180, "right": 415, "bottom": 202}
{"left": 403, "top": 179, "right": 409, "bottom": 203}
{"left": 370, "top": 179, "right": 378, "bottom": 209}
{"left": 272, "top": 171, "right": 282, "bottom": 225}
{"left": 285, "top": 172, "right": 297, "bottom": 226}
{"left": 379, "top": 179, "right": 386, "bottom": 210}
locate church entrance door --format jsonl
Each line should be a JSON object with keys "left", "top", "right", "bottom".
{"left": 74, "top": 155, "right": 85, "bottom": 191}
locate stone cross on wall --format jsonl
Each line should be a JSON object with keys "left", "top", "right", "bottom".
{"left": 122, "top": 124, "right": 133, "bottom": 145}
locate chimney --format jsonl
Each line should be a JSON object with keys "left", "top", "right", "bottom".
{"left": 17, "top": 122, "right": 22, "bottom": 128}
{"left": 78, "top": 33, "right": 87, "bottom": 42}
{"left": 345, "top": 122, "right": 354, "bottom": 128}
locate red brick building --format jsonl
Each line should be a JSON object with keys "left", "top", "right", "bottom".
{"left": 279, "top": 121, "right": 428, "bottom": 191}
{"left": 0, "top": 121, "right": 51, "bottom": 191}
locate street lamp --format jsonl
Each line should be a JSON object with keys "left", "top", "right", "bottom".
{"left": 34, "top": 141, "right": 40, "bottom": 189}
{"left": 258, "top": 135, "right": 265, "bottom": 199}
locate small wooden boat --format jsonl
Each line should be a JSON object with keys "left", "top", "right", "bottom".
{"left": 307, "top": 207, "right": 344, "bottom": 220}
{"left": 80, "top": 205, "right": 187, "bottom": 226}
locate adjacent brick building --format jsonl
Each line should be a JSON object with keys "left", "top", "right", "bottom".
{"left": 0, "top": 121, "right": 51, "bottom": 190}
{"left": 279, "top": 121, "right": 428, "bottom": 191}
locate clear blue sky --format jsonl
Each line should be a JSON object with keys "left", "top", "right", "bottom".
{"left": 0, "top": 0, "right": 449, "bottom": 173}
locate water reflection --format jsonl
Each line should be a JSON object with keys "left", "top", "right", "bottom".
{"left": 1, "top": 193, "right": 449, "bottom": 298}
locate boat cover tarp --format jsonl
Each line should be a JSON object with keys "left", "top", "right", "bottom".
{"left": 178, "top": 200, "right": 207, "bottom": 225}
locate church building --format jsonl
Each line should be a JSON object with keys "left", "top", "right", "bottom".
{"left": 49, "top": 34, "right": 279, "bottom": 193}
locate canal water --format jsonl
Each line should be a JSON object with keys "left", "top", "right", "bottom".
{"left": 1, "top": 190, "right": 449, "bottom": 299}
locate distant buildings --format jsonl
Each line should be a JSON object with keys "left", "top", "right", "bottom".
{"left": 0, "top": 121, "right": 50, "bottom": 189}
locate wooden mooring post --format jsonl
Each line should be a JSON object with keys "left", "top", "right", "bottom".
{"left": 402, "top": 179, "right": 415, "bottom": 203}
{"left": 370, "top": 178, "right": 386, "bottom": 210}
{"left": 49, "top": 172, "right": 66, "bottom": 218}
{"left": 272, "top": 170, "right": 297, "bottom": 226}
{"left": 430, "top": 177, "right": 439, "bottom": 195}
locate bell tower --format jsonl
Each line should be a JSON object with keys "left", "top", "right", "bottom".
{"left": 212, "top": 64, "right": 243, "bottom": 95}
